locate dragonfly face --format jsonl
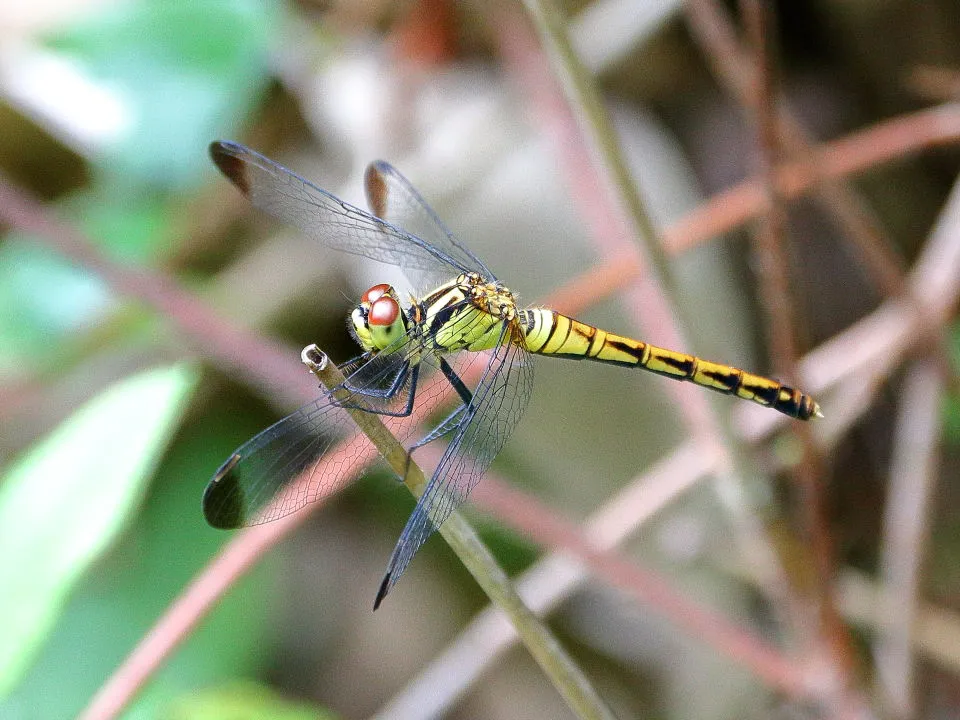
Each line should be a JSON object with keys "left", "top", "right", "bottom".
{"left": 350, "top": 283, "right": 410, "bottom": 353}
{"left": 204, "top": 141, "right": 820, "bottom": 610}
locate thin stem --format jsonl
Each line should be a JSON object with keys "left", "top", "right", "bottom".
{"left": 740, "top": 0, "right": 853, "bottom": 687}
{"left": 742, "top": 0, "right": 800, "bottom": 376}
{"left": 302, "top": 346, "right": 617, "bottom": 720}
{"left": 683, "top": 0, "right": 960, "bottom": 395}
{"left": 510, "top": 0, "right": 800, "bottom": 646}
{"left": 874, "top": 358, "right": 943, "bottom": 717}
{"left": 517, "top": 0, "right": 669, "bottom": 290}
{"left": 374, "top": 440, "right": 810, "bottom": 719}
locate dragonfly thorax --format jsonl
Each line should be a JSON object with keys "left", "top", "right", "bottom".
{"left": 411, "top": 273, "right": 518, "bottom": 355}
{"left": 454, "top": 272, "right": 516, "bottom": 321}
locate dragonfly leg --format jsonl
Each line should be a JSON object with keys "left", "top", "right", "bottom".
{"left": 409, "top": 358, "right": 473, "bottom": 449}
{"left": 400, "top": 358, "right": 474, "bottom": 481}
{"left": 439, "top": 357, "right": 473, "bottom": 405}
{"left": 338, "top": 362, "right": 420, "bottom": 418}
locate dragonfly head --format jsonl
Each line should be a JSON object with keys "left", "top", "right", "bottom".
{"left": 350, "top": 283, "right": 408, "bottom": 353}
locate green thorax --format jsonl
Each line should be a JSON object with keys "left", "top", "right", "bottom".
{"left": 420, "top": 272, "right": 518, "bottom": 353}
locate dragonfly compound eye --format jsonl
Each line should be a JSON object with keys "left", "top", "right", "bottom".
{"left": 362, "top": 283, "right": 392, "bottom": 305}
{"left": 369, "top": 296, "right": 400, "bottom": 326}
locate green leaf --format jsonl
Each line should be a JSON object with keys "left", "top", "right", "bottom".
{"left": 0, "top": 391, "right": 281, "bottom": 718}
{"left": 0, "top": 239, "right": 113, "bottom": 374}
{"left": 0, "top": 364, "right": 198, "bottom": 697}
{"left": 164, "top": 681, "right": 338, "bottom": 720}
{"left": 44, "top": 0, "right": 282, "bottom": 189}
{"left": 945, "top": 322, "right": 960, "bottom": 445}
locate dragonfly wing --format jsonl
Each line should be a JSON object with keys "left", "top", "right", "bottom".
{"left": 210, "top": 142, "right": 471, "bottom": 288}
{"left": 204, "top": 393, "right": 359, "bottom": 528}
{"left": 376, "top": 324, "right": 535, "bottom": 605}
{"left": 364, "top": 160, "right": 497, "bottom": 288}
{"left": 203, "top": 332, "right": 427, "bottom": 528}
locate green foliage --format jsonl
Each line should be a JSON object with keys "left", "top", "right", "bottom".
{"left": 0, "top": 364, "right": 198, "bottom": 698}
{"left": 0, "top": 239, "right": 112, "bottom": 374}
{"left": 44, "top": 0, "right": 281, "bottom": 189}
{"left": 163, "top": 681, "right": 338, "bottom": 720}
{"left": 0, "top": 375, "right": 281, "bottom": 719}
{"left": 945, "top": 322, "right": 960, "bottom": 445}
{"left": 0, "top": 0, "right": 294, "bottom": 713}
{"left": 0, "top": 193, "right": 170, "bottom": 374}
{"left": 0, "top": 0, "right": 279, "bottom": 372}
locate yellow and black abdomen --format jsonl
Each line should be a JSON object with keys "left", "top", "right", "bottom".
{"left": 518, "top": 309, "right": 820, "bottom": 420}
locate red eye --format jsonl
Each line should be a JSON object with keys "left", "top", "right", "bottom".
{"left": 362, "top": 283, "right": 392, "bottom": 304}
{"left": 369, "top": 296, "right": 400, "bottom": 326}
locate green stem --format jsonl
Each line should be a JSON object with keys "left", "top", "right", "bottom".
{"left": 301, "top": 345, "right": 616, "bottom": 720}
{"left": 520, "top": 0, "right": 678, "bottom": 301}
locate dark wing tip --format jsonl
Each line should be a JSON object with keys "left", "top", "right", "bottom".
{"left": 373, "top": 570, "right": 392, "bottom": 611}
{"left": 203, "top": 453, "right": 247, "bottom": 529}
{"left": 209, "top": 140, "right": 252, "bottom": 196}
{"left": 364, "top": 161, "right": 390, "bottom": 219}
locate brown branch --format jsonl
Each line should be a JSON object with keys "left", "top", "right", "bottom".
{"left": 543, "top": 101, "right": 960, "bottom": 317}
{"left": 737, "top": 173, "right": 960, "bottom": 442}
{"left": 740, "top": 0, "right": 854, "bottom": 699}
{"left": 471, "top": 472, "right": 809, "bottom": 697}
{"left": 683, "top": 0, "right": 906, "bottom": 288}
{"left": 683, "top": 0, "right": 959, "bottom": 399}
{"left": 742, "top": 0, "right": 800, "bottom": 375}
{"left": 0, "top": 173, "right": 315, "bottom": 410}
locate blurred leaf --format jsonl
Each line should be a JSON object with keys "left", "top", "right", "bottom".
{"left": 0, "top": 387, "right": 281, "bottom": 718}
{"left": 0, "top": 363, "right": 198, "bottom": 698}
{"left": 67, "top": 185, "right": 175, "bottom": 263}
{"left": 0, "top": 183, "right": 181, "bottom": 376}
{"left": 0, "top": 238, "right": 112, "bottom": 375}
{"left": 44, "top": 0, "right": 282, "bottom": 188}
{"left": 946, "top": 322, "right": 960, "bottom": 446}
{"left": 164, "top": 681, "right": 337, "bottom": 720}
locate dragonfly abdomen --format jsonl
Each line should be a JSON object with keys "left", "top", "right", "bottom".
{"left": 519, "top": 309, "right": 820, "bottom": 420}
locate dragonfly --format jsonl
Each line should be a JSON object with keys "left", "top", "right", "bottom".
{"left": 203, "top": 141, "right": 821, "bottom": 609}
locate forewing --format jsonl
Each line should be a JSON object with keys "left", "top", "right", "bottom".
{"left": 378, "top": 324, "right": 534, "bottom": 599}
{"left": 203, "top": 330, "right": 440, "bottom": 528}
{"left": 210, "top": 142, "right": 467, "bottom": 287}
{"left": 203, "top": 390, "right": 366, "bottom": 528}
{"left": 364, "top": 160, "right": 496, "bottom": 289}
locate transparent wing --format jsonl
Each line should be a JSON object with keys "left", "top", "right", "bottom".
{"left": 203, "top": 330, "right": 447, "bottom": 528}
{"left": 210, "top": 141, "right": 480, "bottom": 291}
{"left": 364, "top": 160, "right": 497, "bottom": 290}
{"left": 376, "top": 323, "right": 535, "bottom": 602}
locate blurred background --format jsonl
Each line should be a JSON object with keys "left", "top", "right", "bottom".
{"left": 0, "top": 0, "right": 958, "bottom": 718}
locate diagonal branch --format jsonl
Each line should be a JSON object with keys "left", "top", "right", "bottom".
{"left": 506, "top": 0, "right": 801, "bottom": 646}
{"left": 375, "top": 440, "right": 809, "bottom": 719}
{"left": 739, "top": 0, "right": 853, "bottom": 692}
{"left": 683, "top": 0, "right": 959, "bottom": 393}
{"left": 301, "top": 346, "right": 617, "bottom": 720}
